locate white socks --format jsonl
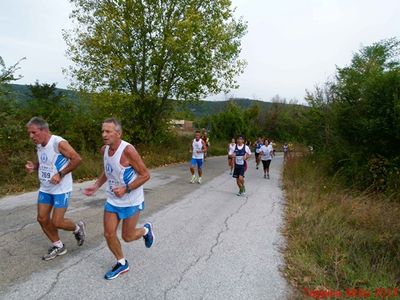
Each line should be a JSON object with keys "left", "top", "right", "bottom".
{"left": 53, "top": 240, "right": 63, "bottom": 248}
{"left": 118, "top": 258, "right": 126, "bottom": 265}
{"left": 143, "top": 226, "right": 149, "bottom": 236}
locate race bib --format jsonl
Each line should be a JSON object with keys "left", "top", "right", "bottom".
{"left": 39, "top": 165, "right": 54, "bottom": 183}
{"left": 107, "top": 179, "right": 121, "bottom": 196}
{"left": 236, "top": 156, "right": 244, "bottom": 165}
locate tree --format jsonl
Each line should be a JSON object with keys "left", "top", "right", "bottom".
{"left": 27, "top": 80, "right": 63, "bottom": 102}
{"left": 64, "top": 0, "right": 247, "bottom": 143}
{"left": 0, "top": 56, "right": 25, "bottom": 95}
{"left": 0, "top": 56, "right": 30, "bottom": 182}
{"left": 24, "top": 81, "right": 74, "bottom": 134}
{"left": 303, "top": 38, "right": 400, "bottom": 191}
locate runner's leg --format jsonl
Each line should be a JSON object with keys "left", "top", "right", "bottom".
{"left": 37, "top": 204, "right": 59, "bottom": 242}
{"left": 104, "top": 211, "right": 123, "bottom": 260}
{"left": 52, "top": 208, "right": 76, "bottom": 231}
{"left": 239, "top": 176, "right": 245, "bottom": 189}
{"left": 236, "top": 177, "right": 241, "bottom": 189}
{"left": 121, "top": 212, "right": 145, "bottom": 242}
{"left": 198, "top": 160, "right": 203, "bottom": 177}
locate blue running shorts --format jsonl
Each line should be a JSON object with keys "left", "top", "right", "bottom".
{"left": 104, "top": 202, "right": 144, "bottom": 220}
{"left": 38, "top": 191, "right": 71, "bottom": 209}
{"left": 190, "top": 158, "right": 203, "bottom": 169}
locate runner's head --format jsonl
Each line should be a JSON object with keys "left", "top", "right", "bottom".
{"left": 26, "top": 117, "right": 50, "bottom": 145}
{"left": 195, "top": 130, "right": 201, "bottom": 141}
{"left": 237, "top": 135, "right": 244, "bottom": 146}
{"left": 102, "top": 118, "right": 122, "bottom": 146}
{"left": 264, "top": 139, "right": 270, "bottom": 146}
{"left": 231, "top": 138, "right": 235, "bottom": 143}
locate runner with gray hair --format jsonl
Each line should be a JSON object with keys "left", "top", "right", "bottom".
{"left": 84, "top": 118, "right": 154, "bottom": 280}
{"left": 25, "top": 116, "right": 86, "bottom": 261}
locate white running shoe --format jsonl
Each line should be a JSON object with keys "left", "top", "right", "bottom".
{"left": 190, "top": 175, "right": 196, "bottom": 183}
{"left": 42, "top": 245, "right": 67, "bottom": 261}
{"left": 197, "top": 177, "right": 202, "bottom": 184}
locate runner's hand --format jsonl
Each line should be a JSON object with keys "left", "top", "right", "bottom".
{"left": 50, "top": 173, "right": 62, "bottom": 185}
{"left": 112, "top": 185, "right": 127, "bottom": 198}
{"left": 25, "top": 161, "right": 35, "bottom": 173}
{"left": 83, "top": 185, "right": 97, "bottom": 196}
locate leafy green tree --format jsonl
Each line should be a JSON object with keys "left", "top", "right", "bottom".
{"left": 0, "top": 56, "right": 25, "bottom": 87}
{"left": 332, "top": 38, "right": 400, "bottom": 189}
{"left": 301, "top": 84, "right": 336, "bottom": 151}
{"left": 27, "top": 80, "right": 63, "bottom": 102}
{"left": 64, "top": 0, "right": 247, "bottom": 143}
{"left": 0, "top": 56, "right": 30, "bottom": 183}
{"left": 260, "top": 99, "right": 307, "bottom": 143}
{"left": 197, "top": 101, "right": 258, "bottom": 140}
{"left": 24, "top": 81, "right": 74, "bottom": 135}
{"left": 304, "top": 38, "right": 400, "bottom": 191}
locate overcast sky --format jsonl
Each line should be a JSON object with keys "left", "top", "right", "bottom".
{"left": 1, "top": 0, "right": 399, "bottom": 103}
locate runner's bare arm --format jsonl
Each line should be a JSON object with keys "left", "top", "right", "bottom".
{"left": 83, "top": 146, "right": 107, "bottom": 196}
{"left": 201, "top": 140, "right": 207, "bottom": 152}
{"left": 49, "top": 141, "right": 82, "bottom": 184}
{"left": 57, "top": 140, "right": 82, "bottom": 176}
{"left": 244, "top": 146, "right": 251, "bottom": 160}
{"left": 113, "top": 145, "right": 150, "bottom": 197}
{"left": 83, "top": 172, "right": 107, "bottom": 196}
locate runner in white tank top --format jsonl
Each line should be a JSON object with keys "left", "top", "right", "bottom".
{"left": 189, "top": 131, "right": 206, "bottom": 184}
{"left": 25, "top": 117, "right": 86, "bottom": 261}
{"left": 84, "top": 118, "right": 154, "bottom": 280}
{"left": 104, "top": 140, "right": 144, "bottom": 208}
{"left": 36, "top": 134, "right": 73, "bottom": 194}
{"left": 227, "top": 138, "right": 236, "bottom": 175}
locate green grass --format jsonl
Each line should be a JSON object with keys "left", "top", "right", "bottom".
{"left": 283, "top": 155, "right": 400, "bottom": 299}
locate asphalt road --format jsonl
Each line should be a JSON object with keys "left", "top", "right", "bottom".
{"left": 0, "top": 155, "right": 290, "bottom": 299}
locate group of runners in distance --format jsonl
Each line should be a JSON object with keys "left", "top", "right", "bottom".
{"left": 190, "top": 131, "right": 275, "bottom": 197}
{"left": 229, "top": 136, "right": 275, "bottom": 195}
{"left": 25, "top": 116, "right": 277, "bottom": 281}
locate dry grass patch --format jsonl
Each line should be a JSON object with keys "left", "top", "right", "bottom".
{"left": 283, "top": 156, "right": 400, "bottom": 299}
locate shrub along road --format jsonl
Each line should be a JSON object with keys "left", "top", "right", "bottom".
{"left": 0, "top": 155, "right": 289, "bottom": 299}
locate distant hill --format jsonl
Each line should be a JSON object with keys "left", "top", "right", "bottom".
{"left": 8, "top": 84, "right": 274, "bottom": 117}
{"left": 184, "top": 98, "right": 273, "bottom": 118}
{"left": 8, "top": 84, "right": 78, "bottom": 103}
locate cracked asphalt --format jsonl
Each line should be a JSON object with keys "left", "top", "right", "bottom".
{"left": 0, "top": 155, "right": 289, "bottom": 299}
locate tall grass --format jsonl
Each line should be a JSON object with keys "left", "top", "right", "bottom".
{"left": 283, "top": 155, "right": 400, "bottom": 298}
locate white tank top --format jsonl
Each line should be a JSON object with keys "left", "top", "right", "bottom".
{"left": 104, "top": 140, "right": 144, "bottom": 207}
{"left": 228, "top": 143, "right": 236, "bottom": 155}
{"left": 37, "top": 135, "right": 73, "bottom": 194}
{"left": 192, "top": 139, "right": 204, "bottom": 159}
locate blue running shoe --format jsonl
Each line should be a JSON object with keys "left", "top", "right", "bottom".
{"left": 104, "top": 260, "right": 129, "bottom": 280}
{"left": 143, "top": 222, "right": 154, "bottom": 248}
